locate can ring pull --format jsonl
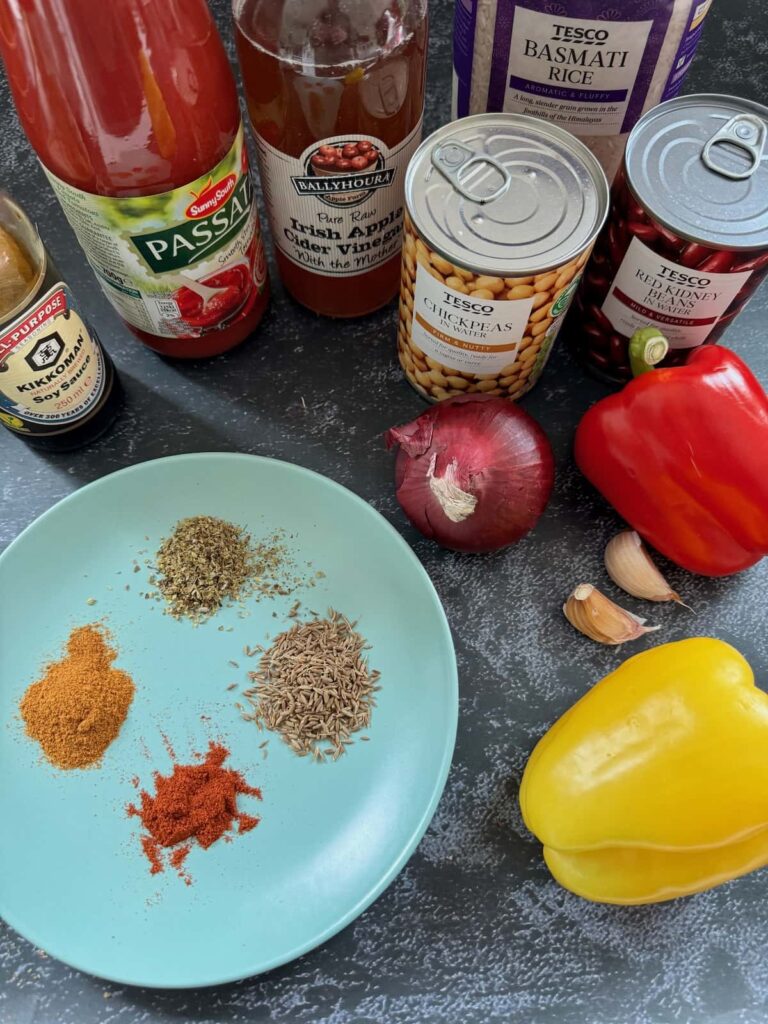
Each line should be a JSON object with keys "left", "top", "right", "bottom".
{"left": 702, "top": 114, "right": 766, "bottom": 181}
{"left": 430, "top": 142, "right": 510, "bottom": 204}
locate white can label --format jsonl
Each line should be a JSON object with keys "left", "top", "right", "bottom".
{"left": 504, "top": 9, "right": 653, "bottom": 136}
{"left": 602, "top": 237, "right": 752, "bottom": 348}
{"left": 412, "top": 267, "right": 534, "bottom": 374}
{"left": 255, "top": 121, "right": 422, "bottom": 278}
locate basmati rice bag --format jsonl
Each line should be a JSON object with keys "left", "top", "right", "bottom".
{"left": 452, "top": 0, "right": 714, "bottom": 180}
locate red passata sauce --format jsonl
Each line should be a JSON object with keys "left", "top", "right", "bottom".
{"left": 0, "top": 0, "right": 269, "bottom": 358}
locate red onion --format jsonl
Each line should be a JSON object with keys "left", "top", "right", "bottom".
{"left": 385, "top": 395, "right": 554, "bottom": 553}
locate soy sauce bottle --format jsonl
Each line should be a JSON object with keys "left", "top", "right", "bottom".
{"left": 0, "top": 192, "right": 122, "bottom": 451}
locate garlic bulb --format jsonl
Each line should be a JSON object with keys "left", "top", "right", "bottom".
{"left": 563, "top": 583, "right": 660, "bottom": 645}
{"left": 605, "top": 530, "right": 685, "bottom": 604}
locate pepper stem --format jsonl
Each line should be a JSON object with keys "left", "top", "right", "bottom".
{"left": 629, "top": 327, "right": 669, "bottom": 377}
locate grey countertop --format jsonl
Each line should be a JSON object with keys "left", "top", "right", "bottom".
{"left": 2, "top": 1, "right": 768, "bottom": 1022}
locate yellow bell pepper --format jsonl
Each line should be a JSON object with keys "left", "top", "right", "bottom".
{"left": 519, "top": 638, "right": 768, "bottom": 904}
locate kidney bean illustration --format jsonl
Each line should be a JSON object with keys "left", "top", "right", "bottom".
{"left": 310, "top": 140, "right": 381, "bottom": 174}
{"left": 626, "top": 222, "right": 659, "bottom": 245}
{"left": 733, "top": 250, "right": 768, "bottom": 273}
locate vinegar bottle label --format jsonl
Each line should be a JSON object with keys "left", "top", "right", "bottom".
{"left": 0, "top": 283, "right": 107, "bottom": 434}
{"left": 40, "top": 125, "right": 268, "bottom": 341}
{"left": 255, "top": 120, "right": 422, "bottom": 278}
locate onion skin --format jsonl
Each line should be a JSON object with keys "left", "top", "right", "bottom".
{"left": 385, "top": 395, "right": 555, "bottom": 553}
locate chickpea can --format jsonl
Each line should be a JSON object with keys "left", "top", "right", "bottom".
{"left": 398, "top": 114, "right": 609, "bottom": 402}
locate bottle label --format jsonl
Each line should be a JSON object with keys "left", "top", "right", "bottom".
{"left": 0, "top": 282, "right": 106, "bottom": 432}
{"left": 602, "top": 236, "right": 752, "bottom": 347}
{"left": 255, "top": 120, "right": 422, "bottom": 278}
{"left": 495, "top": 2, "right": 685, "bottom": 135}
{"left": 42, "top": 124, "right": 267, "bottom": 340}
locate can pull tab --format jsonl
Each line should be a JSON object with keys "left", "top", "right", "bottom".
{"left": 702, "top": 114, "right": 766, "bottom": 181}
{"left": 431, "top": 142, "right": 510, "bottom": 204}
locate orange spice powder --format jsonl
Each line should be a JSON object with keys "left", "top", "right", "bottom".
{"left": 19, "top": 624, "right": 134, "bottom": 770}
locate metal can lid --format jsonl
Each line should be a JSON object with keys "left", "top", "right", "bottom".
{"left": 405, "top": 114, "right": 609, "bottom": 276}
{"left": 625, "top": 93, "right": 768, "bottom": 251}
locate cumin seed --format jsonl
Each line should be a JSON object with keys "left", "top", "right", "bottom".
{"left": 244, "top": 609, "right": 379, "bottom": 761}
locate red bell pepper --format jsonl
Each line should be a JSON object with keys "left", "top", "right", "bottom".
{"left": 574, "top": 337, "right": 768, "bottom": 577}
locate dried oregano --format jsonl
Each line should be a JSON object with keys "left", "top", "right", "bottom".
{"left": 152, "top": 516, "right": 304, "bottom": 623}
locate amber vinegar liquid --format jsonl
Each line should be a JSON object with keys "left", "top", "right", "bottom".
{"left": 233, "top": 0, "right": 428, "bottom": 317}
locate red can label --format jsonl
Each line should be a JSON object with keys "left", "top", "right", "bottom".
{"left": 602, "top": 236, "right": 752, "bottom": 348}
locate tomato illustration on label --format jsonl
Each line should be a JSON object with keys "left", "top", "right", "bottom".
{"left": 248, "top": 233, "right": 268, "bottom": 291}
{"left": 173, "top": 264, "right": 250, "bottom": 330}
{"left": 170, "top": 136, "right": 268, "bottom": 334}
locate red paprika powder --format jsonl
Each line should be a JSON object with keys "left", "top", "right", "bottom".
{"left": 128, "top": 742, "right": 261, "bottom": 883}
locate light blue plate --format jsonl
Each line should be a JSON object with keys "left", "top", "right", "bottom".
{"left": 0, "top": 453, "right": 457, "bottom": 988}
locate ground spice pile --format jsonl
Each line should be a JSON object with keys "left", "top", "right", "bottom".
{"left": 127, "top": 742, "right": 262, "bottom": 883}
{"left": 152, "top": 515, "right": 306, "bottom": 623}
{"left": 244, "top": 609, "right": 380, "bottom": 761}
{"left": 19, "top": 624, "right": 134, "bottom": 770}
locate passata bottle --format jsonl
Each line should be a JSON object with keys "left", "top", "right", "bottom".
{"left": 233, "top": 0, "right": 428, "bottom": 317}
{"left": 0, "top": 0, "right": 269, "bottom": 359}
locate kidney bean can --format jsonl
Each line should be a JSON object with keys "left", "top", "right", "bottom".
{"left": 398, "top": 113, "right": 609, "bottom": 402}
{"left": 572, "top": 93, "right": 768, "bottom": 382}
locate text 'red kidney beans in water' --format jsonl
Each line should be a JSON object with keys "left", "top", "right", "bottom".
{"left": 570, "top": 94, "right": 768, "bottom": 382}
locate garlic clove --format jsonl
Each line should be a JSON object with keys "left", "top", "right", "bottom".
{"left": 563, "top": 583, "right": 660, "bottom": 645}
{"left": 604, "top": 530, "right": 687, "bottom": 605}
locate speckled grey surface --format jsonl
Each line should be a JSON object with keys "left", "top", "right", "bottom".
{"left": 1, "top": 1, "right": 768, "bottom": 1022}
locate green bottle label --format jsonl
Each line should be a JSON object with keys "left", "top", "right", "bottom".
{"left": 43, "top": 124, "right": 267, "bottom": 340}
